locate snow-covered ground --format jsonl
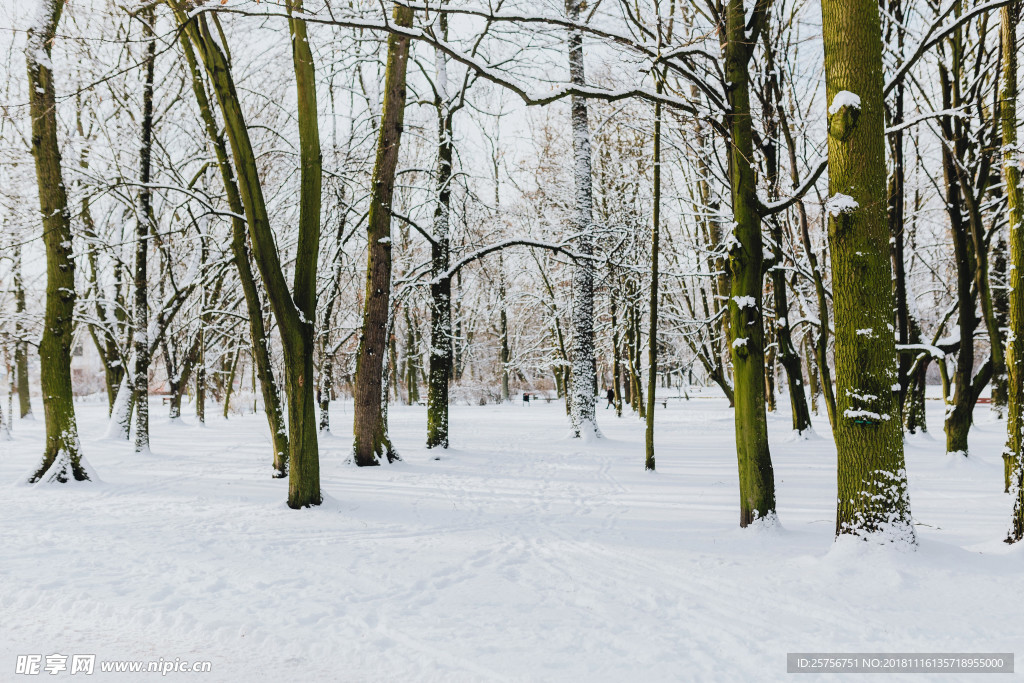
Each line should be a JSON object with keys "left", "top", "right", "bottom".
{"left": 2, "top": 394, "right": 1021, "bottom": 682}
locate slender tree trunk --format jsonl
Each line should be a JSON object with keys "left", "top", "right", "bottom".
{"left": 566, "top": 0, "right": 599, "bottom": 437}
{"left": 821, "top": 0, "right": 913, "bottom": 541}
{"left": 724, "top": 0, "right": 776, "bottom": 526}
{"left": 611, "top": 290, "right": 623, "bottom": 417}
{"left": 179, "top": 32, "right": 288, "bottom": 473}
{"left": 426, "top": 108, "right": 453, "bottom": 446}
{"left": 222, "top": 346, "right": 241, "bottom": 419}
{"left": 12, "top": 244, "right": 32, "bottom": 419}
{"left": 353, "top": 1, "right": 413, "bottom": 465}
{"left": 645, "top": 96, "right": 662, "bottom": 471}
{"left": 133, "top": 7, "right": 156, "bottom": 453}
{"left": 1000, "top": 2, "right": 1024, "bottom": 540}
{"left": 26, "top": 0, "right": 89, "bottom": 482}
{"left": 172, "top": 2, "right": 322, "bottom": 505}
{"left": 499, "top": 257, "right": 511, "bottom": 402}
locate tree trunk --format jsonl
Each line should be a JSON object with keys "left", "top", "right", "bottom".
{"left": 172, "top": 1, "right": 322, "bottom": 506}
{"left": 1000, "top": 2, "right": 1024, "bottom": 540}
{"left": 179, "top": 31, "right": 289, "bottom": 473}
{"left": 12, "top": 244, "right": 32, "bottom": 419}
{"left": 353, "top": 1, "right": 413, "bottom": 465}
{"left": 645, "top": 95, "right": 662, "bottom": 471}
{"left": 724, "top": 0, "right": 776, "bottom": 526}
{"left": 821, "top": 0, "right": 913, "bottom": 541}
{"left": 26, "top": 0, "right": 89, "bottom": 482}
{"left": 611, "top": 289, "right": 623, "bottom": 417}
{"left": 565, "top": 0, "right": 599, "bottom": 438}
{"left": 133, "top": 7, "right": 156, "bottom": 453}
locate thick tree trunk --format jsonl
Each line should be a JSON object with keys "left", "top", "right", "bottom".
{"left": 353, "top": 1, "right": 412, "bottom": 465}
{"left": 1000, "top": 3, "right": 1024, "bottom": 540}
{"left": 821, "top": 0, "right": 913, "bottom": 541}
{"left": 724, "top": 0, "right": 776, "bottom": 526}
{"left": 26, "top": 0, "right": 89, "bottom": 482}
{"left": 133, "top": 7, "right": 156, "bottom": 453}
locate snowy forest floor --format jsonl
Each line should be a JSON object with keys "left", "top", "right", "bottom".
{"left": 2, "top": 394, "right": 1022, "bottom": 682}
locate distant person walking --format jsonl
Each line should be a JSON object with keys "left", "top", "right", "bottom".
{"left": 523, "top": 392, "right": 531, "bottom": 407}
{"left": 605, "top": 387, "right": 615, "bottom": 409}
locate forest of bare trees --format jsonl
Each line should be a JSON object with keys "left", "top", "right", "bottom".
{"left": 2, "top": 0, "right": 1024, "bottom": 544}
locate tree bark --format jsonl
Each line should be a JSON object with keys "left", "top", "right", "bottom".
{"left": 172, "top": 2, "right": 322, "bottom": 506}
{"left": 566, "top": 0, "right": 599, "bottom": 438}
{"left": 645, "top": 95, "right": 661, "bottom": 471}
{"left": 821, "top": 0, "right": 914, "bottom": 541}
{"left": 353, "top": 1, "right": 413, "bottom": 465}
{"left": 133, "top": 6, "right": 156, "bottom": 453}
{"left": 26, "top": 0, "right": 89, "bottom": 482}
{"left": 12, "top": 244, "right": 32, "bottom": 419}
{"left": 179, "top": 30, "right": 288, "bottom": 473}
{"left": 1000, "top": 1, "right": 1024, "bottom": 540}
{"left": 724, "top": 0, "right": 776, "bottom": 526}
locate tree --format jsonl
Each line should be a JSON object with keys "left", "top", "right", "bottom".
{"left": 133, "top": 5, "right": 157, "bottom": 454}
{"left": 170, "top": 1, "right": 322, "bottom": 507}
{"left": 565, "top": 0, "right": 599, "bottom": 439}
{"left": 723, "top": 0, "right": 777, "bottom": 526}
{"left": 821, "top": 0, "right": 914, "bottom": 542}
{"left": 25, "top": 0, "right": 90, "bottom": 483}
{"left": 352, "top": 0, "right": 413, "bottom": 465}
{"left": 1001, "top": 0, "right": 1024, "bottom": 541}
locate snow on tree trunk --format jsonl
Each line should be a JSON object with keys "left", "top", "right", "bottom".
{"left": 1001, "top": 3, "right": 1024, "bottom": 542}
{"left": 26, "top": 0, "right": 91, "bottom": 482}
{"left": 565, "top": 0, "right": 600, "bottom": 439}
{"left": 133, "top": 6, "right": 156, "bottom": 454}
{"left": 821, "top": 0, "right": 914, "bottom": 543}
{"left": 724, "top": 0, "right": 775, "bottom": 527}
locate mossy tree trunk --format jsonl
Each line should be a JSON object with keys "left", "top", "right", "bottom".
{"left": 724, "top": 0, "right": 776, "bottom": 526}
{"left": 1000, "top": 1, "right": 1024, "bottom": 540}
{"left": 353, "top": 1, "right": 413, "bottom": 465}
{"left": 821, "top": 0, "right": 913, "bottom": 541}
{"left": 179, "top": 31, "right": 288, "bottom": 473}
{"left": 172, "top": 2, "right": 321, "bottom": 506}
{"left": 26, "top": 0, "right": 89, "bottom": 482}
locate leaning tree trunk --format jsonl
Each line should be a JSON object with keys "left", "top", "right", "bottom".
{"left": 353, "top": 0, "right": 412, "bottom": 465}
{"left": 566, "top": 0, "right": 599, "bottom": 438}
{"left": 724, "top": 0, "right": 776, "bottom": 526}
{"left": 821, "top": 0, "right": 913, "bottom": 542}
{"left": 26, "top": 0, "right": 89, "bottom": 482}
{"left": 172, "top": 1, "right": 321, "bottom": 506}
{"left": 133, "top": 7, "right": 156, "bottom": 453}
{"left": 1000, "top": 2, "right": 1024, "bottom": 540}
{"left": 180, "top": 31, "right": 288, "bottom": 474}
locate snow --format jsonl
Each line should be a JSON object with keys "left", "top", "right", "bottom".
{"left": 731, "top": 295, "right": 757, "bottom": 309}
{"left": 825, "top": 193, "right": 860, "bottom": 217}
{"left": 2, "top": 397, "right": 1023, "bottom": 681}
{"left": 828, "top": 90, "right": 861, "bottom": 116}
